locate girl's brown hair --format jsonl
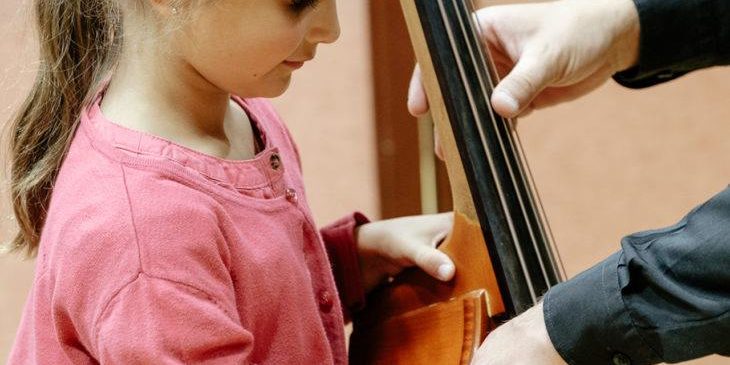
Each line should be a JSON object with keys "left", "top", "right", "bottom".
{"left": 5, "top": 0, "right": 121, "bottom": 256}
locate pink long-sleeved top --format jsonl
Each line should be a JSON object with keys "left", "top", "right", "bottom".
{"left": 8, "top": 94, "right": 366, "bottom": 364}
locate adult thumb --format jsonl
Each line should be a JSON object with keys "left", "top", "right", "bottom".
{"left": 491, "top": 53, "right": 553, "bottom": 118}
{"left": 408, "top": 65, "right": 430, "bottom": 117}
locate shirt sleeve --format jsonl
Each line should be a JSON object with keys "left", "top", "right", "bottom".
{"left": 94, "top": 273, "right": 254, "bottom": 364}
{"left": 613, "top": 0, "right": 730, "bottom": 88}
{"left": 543, "top": 186, "right": 730, "bottom": 365}
{"left": 320, "top": 212, "right": 370, "bottom": 318}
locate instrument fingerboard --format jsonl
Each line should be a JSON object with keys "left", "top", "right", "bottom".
{"left": 415, "top": 0, "right": 564, "bottom": 316}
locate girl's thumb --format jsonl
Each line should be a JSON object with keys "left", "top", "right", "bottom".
{"left": 411, "top": 245, "right": 455, "bottom": 282}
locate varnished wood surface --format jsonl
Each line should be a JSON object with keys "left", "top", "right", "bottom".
{"left": 351, "top": 290, "right": 492, "bottom": 365}
{"left": 349, "top": 1, "right": 508, "bottom": 363}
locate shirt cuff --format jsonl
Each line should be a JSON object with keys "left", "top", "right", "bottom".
{"left": 543, "top": 252, "right": 662, "bottom": 365}
{"left": 321, "top": 212, "right": 370, "bottom": 317}
{"left": 614, "top": 0, "right": 730, "bottom": 88}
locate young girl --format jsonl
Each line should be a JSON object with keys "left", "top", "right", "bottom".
{"left": 5, "top": 0, "right": 456, "bottom": 363}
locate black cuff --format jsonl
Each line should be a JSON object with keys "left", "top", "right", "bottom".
{"left": 614, "top": 0, "right": 730, "bottom": 88}
{"left": 543, "top": 252, "right": 662, "bottom": 365}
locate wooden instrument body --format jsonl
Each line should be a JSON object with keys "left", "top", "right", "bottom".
{"left": 349, "top": 214, "right": 502, "bottom": 364}
{"left": 350, "top": 0, "right": 563, "bottom": 363}
{"left": 350, "top": 1, "right": 502, "bottom": 363}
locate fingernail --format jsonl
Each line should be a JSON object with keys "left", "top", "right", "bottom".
{"left": 437, "top": 264, "right": 455, "bottom": 281}
{"left": 493, "top": 90, "right": 519, "bottom": 115}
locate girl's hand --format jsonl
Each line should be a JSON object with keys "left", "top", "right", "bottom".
{"left": 356, "top": 213, "right": 455, "bottom": 293}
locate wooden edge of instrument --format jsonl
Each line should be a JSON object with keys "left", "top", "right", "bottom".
{"left": 396, "top": 0, "right": 505, "bottom": 318}
{"left": 350, "top": 210, "right": 505, "bottom": 328}
{"left": 347, "top": 2, "right": 511, "bottom": 363}
{"left": 349, "top": 290, "right": 495, "bottom": 365}
{"left": 399, "top": 0, "right": 478, "bottom": 221}
{"left": 460, "top": 290, "right": 493, "bottom": 364}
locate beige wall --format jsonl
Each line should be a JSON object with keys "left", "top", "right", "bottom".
{"left": 0, "top": 2, "right": 38, "bottom": 362}
{"left": 523, "top": 70, "right": 730, "bottom": 276}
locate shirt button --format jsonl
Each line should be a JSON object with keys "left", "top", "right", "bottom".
{"left": 612, "top": 353, "right": 631, "bottom": 365}
{"left": 318, "top": 290, "right": 333, "bottom": 313}
{"left": 269, "top": 153, "right": 282, "bottom": 170}
{"left": 285, "top": 188, "right": 298, "bottom": 203}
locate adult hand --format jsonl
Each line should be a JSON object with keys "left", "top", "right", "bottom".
{"left": 408, "top": 0, "right": 640, "bottom": 119}
{"left": 355, "top": 213, "right": 455, "bottom": 293}
{"left": 471, "top": 302, "right": 567, "bottom": 365}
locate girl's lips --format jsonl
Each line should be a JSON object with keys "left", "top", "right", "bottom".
{"left": 283, "top": 61, "right": 305, "bottom": 69}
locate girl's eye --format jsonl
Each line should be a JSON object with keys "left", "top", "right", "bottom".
{"left": 290, "top": 0, "right": 320, "bottom": 12}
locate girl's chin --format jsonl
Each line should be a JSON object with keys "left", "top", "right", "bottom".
{"left": 261, "top": 76, "right": 294, "bottom": 98}
{"left": 234, "top": 76, "right": 293, "bottom": 99}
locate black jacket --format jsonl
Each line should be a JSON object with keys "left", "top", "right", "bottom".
{"left": 543, "top": 0, "right": 730, "bottom": 364}
{"left": 614, "top": 0, "right": 730, "bottom": 88}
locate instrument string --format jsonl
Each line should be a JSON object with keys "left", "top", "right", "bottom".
{"left": 461, "top": 0, "right": 555, "bottom": 292}
{"left": 439, "top": 0, "right": 538, "bottom": 303}
{"left": 512, "top": 132, "right": 568, "bottom": 281}
{"left": 469, "top": 4, "right": 568, "bottom": 282}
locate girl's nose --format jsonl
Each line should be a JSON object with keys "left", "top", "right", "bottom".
{"left": 307, "top": 1, "right": 341, "bottom": 45}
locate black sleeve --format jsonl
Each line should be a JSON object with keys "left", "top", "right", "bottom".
{"left": 543, "top": 187, "right": 730, "bottom": 365}
{"left": 613, "top": 0, "right": 730, "bottom": 88}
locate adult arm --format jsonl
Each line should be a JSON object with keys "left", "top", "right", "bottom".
{"left": 544, "top": 187, "right": 730, "bottom": 364}
{"left": 615, "top": 0, "right": 730, "bottom": 88}
{"left": 474, "top": 187, "right": 730, "bottom": 364}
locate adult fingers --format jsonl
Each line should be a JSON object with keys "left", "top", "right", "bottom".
{"left": 491, "top": 49, "right": 555, "bottom": 119}
{"left": 434, "top": 124, "right": 444, "bottom": 161}
{"left": 407, "top": 65, "right": 430, "bottom": 117}
{"left": 529, "top": 63, "right": 614, "bottom": 109}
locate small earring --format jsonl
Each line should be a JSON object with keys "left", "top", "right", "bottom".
{"left": 171, "top": 7, "right": 179, "bottom": 15}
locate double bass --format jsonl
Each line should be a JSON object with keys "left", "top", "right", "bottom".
{"left": 350, "top": 0, "right": 565, "bottom": 363}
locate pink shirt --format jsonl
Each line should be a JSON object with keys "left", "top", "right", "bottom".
{"left": 8, "top": 94, "right": 366, "bottom": 364}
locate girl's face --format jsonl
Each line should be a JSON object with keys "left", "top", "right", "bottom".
{"left": 172, "top": 0, "right": 340, "bottom": 98}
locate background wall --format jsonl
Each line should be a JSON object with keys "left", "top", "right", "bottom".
{"left": 0, "top": 3, "right": 38, "bottom": 362}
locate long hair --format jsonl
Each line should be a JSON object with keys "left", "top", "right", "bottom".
{"left": 5, "top": 0, "right": 121, "bottom": 257}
